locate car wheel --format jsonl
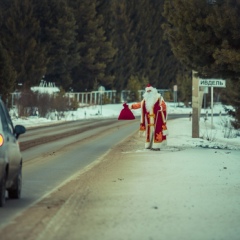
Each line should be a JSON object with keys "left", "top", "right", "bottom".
{"left": 8, "top": 166, "right": 22, "bottom": 199}
{"left": 0, "top": 171, "right": 6, "bottom": 207}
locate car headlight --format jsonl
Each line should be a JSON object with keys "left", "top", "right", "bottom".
{"left": 0, "top": 134, "right": 4, "bottom": 147}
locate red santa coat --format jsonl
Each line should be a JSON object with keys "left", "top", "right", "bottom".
{"left": 131, "top": 97, "right": 167, "bottom": 149}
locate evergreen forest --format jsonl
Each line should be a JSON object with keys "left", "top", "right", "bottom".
{"left": 0, "top": 0, "right": 180, "bottom": 100}
{"left": 163, "top": 0, "right": 240, "bottom": 129}
{"left": 0, "top": 0, "right": 239, "bottom": 128}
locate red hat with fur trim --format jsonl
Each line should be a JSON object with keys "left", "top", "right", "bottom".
{"left": 145, "top": 84, "right": 153, "bottom": 92}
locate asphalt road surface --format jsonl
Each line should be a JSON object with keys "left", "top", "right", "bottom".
{"left": 0, "top": 114, "right": 187, "bottom": 229}
{"left": 0, "top": 118, "right": 139, "bottom": 228}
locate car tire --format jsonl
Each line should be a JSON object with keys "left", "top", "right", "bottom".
{"left": 8, "top": 166, "right": 22, "bottom": 199}
{"left": 0, "top": 171, "right": 6, "bottom": 207}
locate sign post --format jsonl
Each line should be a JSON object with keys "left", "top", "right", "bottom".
{"left": 98, "top": 86, "right": 105, "bottom": 115}
{"left": 199, "top": 79, "right": 226, "bottom": 128}
{"left": 173, "top": 85, "right": 177, "bottom": 107}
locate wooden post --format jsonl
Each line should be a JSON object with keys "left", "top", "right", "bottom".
{"left": 192, "top": 71, "right": 200, "bottom": 138}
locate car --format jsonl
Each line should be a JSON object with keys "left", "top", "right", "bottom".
{"left": 0, "top": 98, "right": 26, "bottom": 207}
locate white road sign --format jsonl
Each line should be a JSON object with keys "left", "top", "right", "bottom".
{"left": 199, "top": 79, "right": 226, "bottom": 88}
{"left": 98, "top": 86, "right": 105, "bottom": 94}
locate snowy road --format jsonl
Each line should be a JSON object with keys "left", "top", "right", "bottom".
{"left": 1, "top": 125, "right": 240, "bottom": 240}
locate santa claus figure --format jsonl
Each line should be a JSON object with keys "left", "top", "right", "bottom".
{"left": 131, "top": 84, "right": 168, "bottom": 151}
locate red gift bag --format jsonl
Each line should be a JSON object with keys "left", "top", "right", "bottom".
{"left": 118, "top": 103, "right": 135, "bottom": 120}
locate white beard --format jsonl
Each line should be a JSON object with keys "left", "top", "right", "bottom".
{"left": 143, "top": 91, "right": 160, "bottom": 112}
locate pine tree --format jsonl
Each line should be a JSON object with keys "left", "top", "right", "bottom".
{"left": 108, "top": 1, "right": 138, "bottom": 91}
{"left": 163, "top": 0, "right": 240, "bottom": 128}
{"left": 98, "top": 0, "right": 180, "bottom": 91}
{"left": 162, "top": 0, "right": 240, "bottom": 81}
{"left": 68, "top": 0, "right": 116, "bottom": 92}
{"left": 221, "top": 79, "right": 240, "bottom": 129}
{"left": 0, "top": 42, "right": 16, "bottom": 104}
{"left": 33, "top": 0, "right": 79, "bottom": 89}
{"left": 0, "top": 0, "right": 46, "bottom": 89}
{"left": 137, "top": 0, "right": 180, "bottom": 89}
{"left": 176, "top": 69, "right": 192, "bottom": 106}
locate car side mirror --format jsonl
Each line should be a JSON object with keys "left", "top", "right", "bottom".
{"left": 14, "top": 125, "right": 26, "bottom": 139}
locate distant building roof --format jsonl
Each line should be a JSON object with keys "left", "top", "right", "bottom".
{"left": 31, "top": 80, "right": 60, "bottom": 94}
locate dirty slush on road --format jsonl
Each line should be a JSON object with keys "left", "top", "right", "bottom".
{"left": 0, "top": 131, "right": 143, "bottom": 240}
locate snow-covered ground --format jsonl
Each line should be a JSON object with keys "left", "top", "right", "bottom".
{"left": 9, "top": 102, "right": 240, "bottom": 240}
{"left": 12, "top": 102, "right": 240, "bottom": 150}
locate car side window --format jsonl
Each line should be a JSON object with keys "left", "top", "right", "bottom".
{"left": 0, "top": 103, "right": 14, "bottom": 134}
